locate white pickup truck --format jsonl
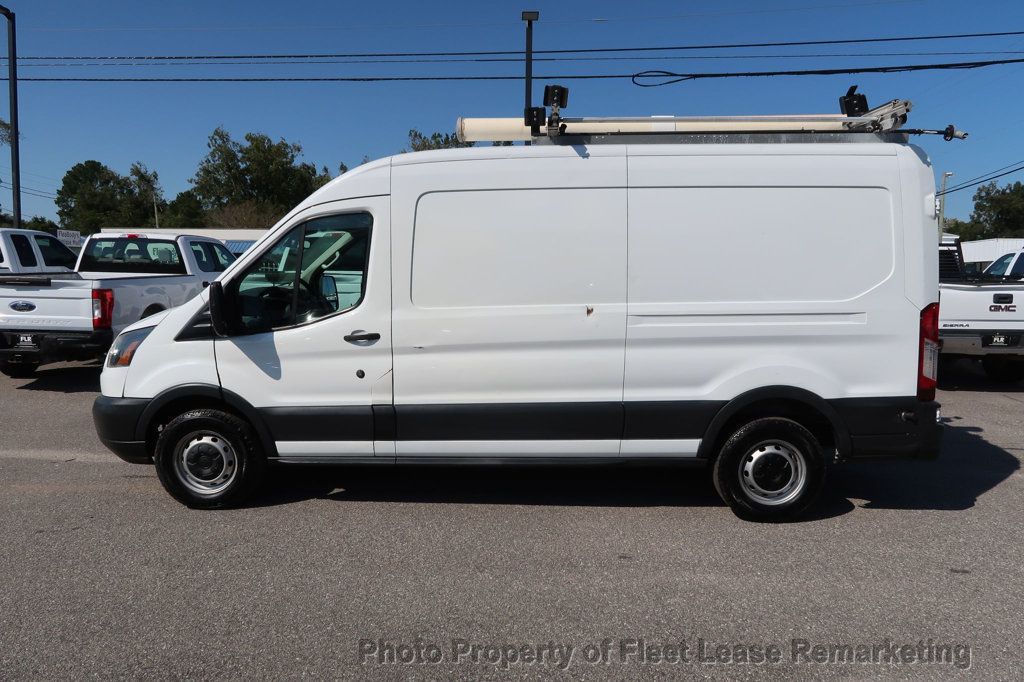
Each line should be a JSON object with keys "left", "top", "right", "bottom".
{"left": 939, "top": 236, "right": 1024, "bottom": 382}
{"left": 0, "top": 228, "right": 79, "bottom": 274}
{"left": 0, "top": 232, "right": 236, "bottom": 377}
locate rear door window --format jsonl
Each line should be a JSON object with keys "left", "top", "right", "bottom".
{"left": 190, "top": 242, "right": 219, "bottom": 273}
{"left": 210, "top": 243, "right": 236, "bottom": 270}
{"left": 78, "top": 237, "right": 186, "bottom": 274}
{"left": 33, "top": 234, "right": 77, "bottom": 268}
{"left": 192, "top": 241, "right": 236, "bottom": 273}
{"left": 10, "top": 234, "right": 37, "bottom": 268}
{"left": 1010, "top": 254, "right": 1024, "bottom": 279}
{"left": 985, "top": 253, "right": 1015, "bottom": 277}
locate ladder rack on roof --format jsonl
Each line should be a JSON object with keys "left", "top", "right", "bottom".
{"left": 455, "top": 86, "right": 966, "bottom": 145}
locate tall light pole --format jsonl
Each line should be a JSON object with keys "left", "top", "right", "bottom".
{"left": 521, "top": 11, "right": 540, "bottom": 144}
{"left": 0, "top": 5, "right": 20, "bottom": 228}
{"left": 938, "top": 171, "right": 954, "bottom": 235}
{"left": 522, "top": 11, "right": 538, "bottom": 121}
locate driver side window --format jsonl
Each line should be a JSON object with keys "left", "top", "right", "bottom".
{"left": 232, "top": 213, "right": 372, "bottom": 333}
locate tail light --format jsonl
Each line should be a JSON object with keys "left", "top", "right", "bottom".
{"left": 918, "top": 302, "right": 940, "bottom": 401}
{"left": 92, "top": 289, "right": 114, "bottom": 330}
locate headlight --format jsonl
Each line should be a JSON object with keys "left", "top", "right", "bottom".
{"left": 106, "top": 326, "right": 154, "bottom": 368}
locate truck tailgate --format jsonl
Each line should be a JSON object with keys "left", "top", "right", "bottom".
{"left": 940, "top": 282, "right": 1024, "bottom": 330}
{"left": 0, "top": 277, "right": 96, "bottom": 332}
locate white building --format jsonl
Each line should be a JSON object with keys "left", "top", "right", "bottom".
{"left": 959, "top": 238, "right": 1024, "bottom": 267}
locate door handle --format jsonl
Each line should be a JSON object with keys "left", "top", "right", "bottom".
{"left": 344, "top": 330, "right": 381, "bottom": 343}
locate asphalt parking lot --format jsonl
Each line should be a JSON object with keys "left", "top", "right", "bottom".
{"left": 1, "top": 360, "right": 1021, "bottom": 679}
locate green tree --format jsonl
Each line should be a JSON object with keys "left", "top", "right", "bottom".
{"left": 0, "top": 212, "right": 58, "bottom": 232}
{"left": 190, "top": 127, "right": 331, "bottom": 228}
{"left": 944, "top": 217, "right": 985, "bottom": 241}
{"left": 0, "top": 118, "right": 12, "bottom": 147}
{"left": 965, "top": 181, "right": 1024, "bottom": 239}
{"left": 129, "top": 162, "right": 163, "bottom": 220}
{"left": 55, "top": 161, "right": 155, "bottom": 233}
{"left": 405, "top": 129, "right": 474, "bottom": 152}
{"left": 161, "top": 189, "right": 207, "bottom": 228}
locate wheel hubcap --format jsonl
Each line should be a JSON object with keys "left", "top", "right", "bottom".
{"left": 174, "top": 434, "right": 238, "bottom": 496}
{"left": 738, "top": 440, "right": 807, "bottom": 506}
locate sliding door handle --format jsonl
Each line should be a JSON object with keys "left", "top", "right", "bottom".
{"left": 344, "top": 330, "right": 381, "bottom": 343}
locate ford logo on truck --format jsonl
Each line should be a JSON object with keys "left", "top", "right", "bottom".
{"left": 9, "top": 300, "right": 36, "bottom": 313}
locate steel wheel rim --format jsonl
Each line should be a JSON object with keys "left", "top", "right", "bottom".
{"left": 173, "top": 432, "right": 238, "bottom": 496}
{"left": 737, "top": 439, "right": 807, "bottom": 506}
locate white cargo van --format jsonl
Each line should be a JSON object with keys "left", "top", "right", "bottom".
{"left": 92, "top": 101, "right": 944, "bottom": 520}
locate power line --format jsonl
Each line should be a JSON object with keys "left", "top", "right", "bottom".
{"left": 943, "top": 159, "right": 1024, "bottom": 192}
{"left": 631, "top": 57, "right": 1024, "bottom": 86}
{"left": 0, "top": 164, "right": 62, "bottom": 185}
{"left": 1, "top": 187, "right": 58, "bottom": 201}
{"left": 0, "top": 180, "right": 59, "bottom": 199}
{"left": 11, "top": 50, "right": 1024, "bottom": 68}
{"left": 8, "top": 29, "right": 1024, "bottom": 61}
{"left": 939, "top": 162, "right": 1024, "bottom": 195}
{"left": 6, "top": 56, "right": 1022, "bottom": 84}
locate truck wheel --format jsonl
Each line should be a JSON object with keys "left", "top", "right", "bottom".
{"left": 154, "top": 408, "right": 266, "bottom": 509}
{"left": 0, "top": 362, "right": 39, "bottom": 378}
{"left": 981, "top": 356, "right": 1024, "bottom": 383}
{"left": 712, "top": 417, "right": 825, "bottom": 521}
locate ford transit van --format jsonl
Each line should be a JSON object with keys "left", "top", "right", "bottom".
{"left": 92, "top": 120, "right": 943, "bottom": 520}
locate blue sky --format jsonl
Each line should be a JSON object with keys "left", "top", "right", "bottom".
{"left": 3, "top": 0, "right": 1023, "bottom": 223}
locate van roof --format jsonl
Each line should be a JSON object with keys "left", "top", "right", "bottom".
{"left": 389, "top": 141, "right": 903, "bottom": 168}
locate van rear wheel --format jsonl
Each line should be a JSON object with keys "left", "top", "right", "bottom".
{"left": 712, "top": 417, "right": 825, "bottom": 521}
{"left": 154, "top": 408, "right": 266, "bottom": 508}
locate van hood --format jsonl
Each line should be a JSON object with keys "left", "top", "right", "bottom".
{"left": 122, "top": 309, "right": 170, "bottom": 334}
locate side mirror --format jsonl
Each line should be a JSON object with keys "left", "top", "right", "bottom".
{"left": 207, "top": 281, "right": 230, "bottom": 337}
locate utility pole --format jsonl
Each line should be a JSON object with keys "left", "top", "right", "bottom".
{"left": 522, "top": 11, "right": 539, "bottom": 145}
{"left": 0, "top": 5, "right": 20, "bottom": 228}
{"left": 938, "top": 171, "right": 953, "bottom": 236}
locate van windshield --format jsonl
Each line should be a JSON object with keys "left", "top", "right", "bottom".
{"left": 79, "top": 237, "right": 186, "bottom": 274}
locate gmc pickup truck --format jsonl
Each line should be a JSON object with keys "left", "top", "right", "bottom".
{"left": 939, "top": 235, "right": 1024, "bottom": 382}
{"left": 0, "top": 228, "right": 78, "bottom": 274}
{"left": 0, "top": 232, "right": 236, "bottom": 377}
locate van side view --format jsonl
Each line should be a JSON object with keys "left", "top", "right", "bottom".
{"left": 92, "top": 110, "right": 943, "bottom": 520}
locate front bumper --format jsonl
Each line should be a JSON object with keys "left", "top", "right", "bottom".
{"left": 940, "top": 329, "right": 1024, "bottom": 357}
{"left": 0, "top": 329, "right": 114, "bottom": 365}
{"left": 92, "top": 395, "right": 151, "bottom": 464}
{"left": 834, "top": 398, "right": 942, "bottom": 460}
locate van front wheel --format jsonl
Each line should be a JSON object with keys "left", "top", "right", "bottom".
{"left": 712, "top": 418, "right": 825, "bottom": 521}
{"left": 154, "top": 409, "right": 266, "bottom": 508}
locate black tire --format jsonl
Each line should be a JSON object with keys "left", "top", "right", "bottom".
{"left": 141, "top": 305, "right": 164, "bottom": 320}
{"left": 981, "top": 356, "right": 1024, "bottom": 383}
{"left": 0, "top": 362, "right": 39, "bottom": 378}
{"left": 712, "top": 417, "right": 825, "bottom": 522}
{"left": 154, "top": 408, "right": 266, "bottom": 508}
